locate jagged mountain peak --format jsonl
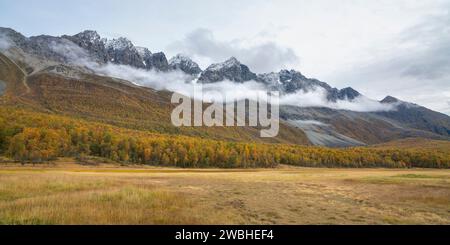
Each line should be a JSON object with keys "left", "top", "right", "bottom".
{"left": 257, "top": 69, "right": 362, "bottom": 101}
{"left": 381, "top": 95, "right": 400, "bottom": 104}
{"left": 169, "top": 54, "right": 202, "bottom": 75}
{"left": 198, "top": 57, "right": 257, "bottom": 83}
{"left": 225, "top": 56, "right": 240, "bottom": 64}
{"left": 136, "top": 46, "right": 152, "bottom": 58}
{"left": 279, "top": 69, "right": 303, "bottom": 75}
{"left": 146, "top": 52, "right": 169, "bottom": 71}
{"left": 208, "top": 57, "right": 241, "bottom": 71}
{"left": 169, "top": 53, "right": 193, "bottom": 63}
{"left": 106, "top": 37, "right": 135, "bottom": 51}
{"left": 338, "top": 87, "right": 361, "bottom": 100}
{"left": 73, "top": 30, "right": 102, "bottom": 42}
{"left": 278, "top": 69, "right": 307, "bottom": 83}
{"left": 0, "top": 27, "right": 26, "bottom": 40}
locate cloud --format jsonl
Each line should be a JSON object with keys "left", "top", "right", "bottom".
{"left": 50, "top": 39, "right": 92, "bottom": 63}
{"left": 48, "top": 37, "right": 393, "bottom": 113}
{"left": 168, "top": 28, "right": 299, "bottom": 73}
{"left": 87, "top": 60, "right": 393, "bottom": 112}
{"left": 97, "top": 65, "right": 393, "bottom": 112}
{"left": 0, "top": 33, "right": 12, "bottom": 50}
{"left": 94, "top": 63, "right": 193, "bottom": 91}
{"left": 398, "top": 13, "right": 450, "bottom": 80}
{"left": 333, "top": 7, "right": 450, "bottom": 115}
{"left": 279, "top": 87, "right": 394, "bottom": 112}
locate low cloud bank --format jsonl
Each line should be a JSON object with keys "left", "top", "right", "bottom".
{"left": 279, "top": 87, "right": 395, "bottom": 112}
{"left": 48, "top": 40, "right": 394, "bottom": 112}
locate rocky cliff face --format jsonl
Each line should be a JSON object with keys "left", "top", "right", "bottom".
{"left": 378, "top": 96, "right": 450, "bottom": 136}
{"left": 261, "top": 69, "right": 332, "bottom": 92}
{"left": 66, "top": 32, "right": 171, "bottom": 71}
{"left": 169, "top": 54, "right": 202, "bottom": 75}
{"left": 63, "top": 30, "right": 108, "bottom": 63}
{"left": 105, "top": 37, "right": 146, "bottom": 68}
{"left": 0, "top": 27, "right": 28, "bottom": 49}
{"left": 0, "top": 27, "right": 362, "bottom": 101}
{"left": 1, "top": 27, "right": 450, "bottom": 147}
{"left": 258, "top": 69, "right": 361, "bottom": 101}
{"left": 198, "top": 57, "right": 258, "bottom": 83}
{"left": 336, "top": 87, "right": 361, "bottom": 100}
{"left": 148, "top": 52, "right": 170, "bottom": 71}
{"left": 0, "top": 28, "right": 171, "bottom": 72}
{"left": 195, "top": 57, "right": 363, "bottom": 102}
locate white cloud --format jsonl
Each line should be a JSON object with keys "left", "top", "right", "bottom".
{"left": 2, "top": 0, "right": 450, "bottom": 115}
{"left": 94, "top": 64, "right": 394, "bottom": 112}
{"left": 333, "top": 5, "right": 450, "bottom": 115}
{"left": 48, "top": 38, "right": 394, "bottom": 113}
{"left": 0, "top": 34, "right": 11, "bottom": 50}
{"left": 279, "top": 87, "right": 394, "bottom": 112}
{"left": 168, "top": 28, "right": 299, "bottom": 73}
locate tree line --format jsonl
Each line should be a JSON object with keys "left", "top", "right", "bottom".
{"left": 0, "top": 107, "right": 448, "bottom": 168}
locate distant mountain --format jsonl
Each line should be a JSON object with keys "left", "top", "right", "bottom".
{"left": 198, "top": 57, "right": 258, "bottom": 83}
{"left": 1, "top": 27, "right": 449, "bottom": 147}
{"left": 169, "top": 54, "right": 202, "bottom": 75}
{"left": 195, "top": 57, "right": 361, "bottom": 102}
{"left": 0, "top": 27, "right": 376, "bottom": 103}
{"left": 65, "top": 31, "right": 171, "bottom": 71}
{"left": 0, "top": 28, "right": 171, "bottom": 72}
{"left": 258, "top": 69, "right": 361, "bottom": 101}
{"left": 378, "top": 96, "right": 450, "bottom": 136}
{"left": 0, "top": 51, "right": 310, "bottom": 145}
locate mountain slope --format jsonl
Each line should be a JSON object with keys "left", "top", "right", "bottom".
{"left": 280, "top": 106, "right": 448, "bottom": 146}
{"left": 198, "top": 57, "right": 258, "bottom": 83}
{"left": 0, "top": 52, "right": 310, "bottom": 145}
{"left": 169, "top": 54, "right": 202, "bottom": 75}
{"left": 1, "top": 27, "right": 449, "bottom": 147}
{"left": 378, "top": 96, "right": 450, "bottom": 137}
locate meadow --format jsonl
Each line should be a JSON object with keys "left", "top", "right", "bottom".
{"left": 0, "top": 162, "right": 449, "bottom": 224}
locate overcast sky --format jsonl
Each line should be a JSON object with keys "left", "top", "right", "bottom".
{"left": 1, "top": 0, "right": 449, "bottom": 114}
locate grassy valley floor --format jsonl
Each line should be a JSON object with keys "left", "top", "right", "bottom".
{"left": 0, "top": 162, "right": 449, "bottom": 224}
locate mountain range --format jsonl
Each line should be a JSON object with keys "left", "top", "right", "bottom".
{"left": 0, "top": 27, "right": 449, "bottom": 147}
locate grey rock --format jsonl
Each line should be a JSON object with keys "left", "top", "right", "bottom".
{"left": 169, "top": 54, "right": 202, "bottom": 75}
{"left": 63, "top": 30, "right": 108, "bottom": 63}
{"left": 337, "top": 87, "right": 361, "bottom": 101}
{"left": 377, "top": 96, "right": 450, "bottom": 136}
{"left": 105, "top": 37, "right": 145, "bottom": 68}
{"left": 258, "top": 69, "right": 361, "bottom": 102}
{"left": 381, "top": 95, "right": 400, "bottom": 104}
{"left": 198, "top": 57, "right": 258, "bottom": 83}
{"left": 147, "top": 52, "right": 169, "bottom": 71}
{"left": 0, "top": 27, "right": 28, "bottom": 48}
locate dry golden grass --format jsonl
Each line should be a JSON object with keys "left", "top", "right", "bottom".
{"left": 0, "top": 163, "right": 449, "bottom": 224}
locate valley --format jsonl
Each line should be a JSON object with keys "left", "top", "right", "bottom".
{"left": 1, "top": 27, "right": 449, "bottom": 149}
{"left": 0, "top": 163, "right": 449, "bottom": 224}
{"left": 0, "top": 0, "right": 449, "bottom": 234}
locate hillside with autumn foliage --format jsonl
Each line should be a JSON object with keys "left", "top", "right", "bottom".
{"left": 1, "top": 107, "right": 448, "bottom": 168}
{"left": 0, "top": 35, "right": 449, "bottom": 168}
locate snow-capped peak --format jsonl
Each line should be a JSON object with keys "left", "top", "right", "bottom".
{"left": 169, "top": 54, "right": 193, "bottom": 65}
{"left": 169, "top": 54, "right": 202, "bottom": 75}
{"left": 106, "top": 37, "right": 135, "bottom": 50}
{"left": 76, "top": 30, "right": 101, "bottom": 42}
{"left": 258, "top": 72, "right": 281, "bottom": 85}
{"left": 136, "top": 46, "right": 152, "bottom": 58}
{"left": 208, "top": 57, "right": 241, "bottom": 71}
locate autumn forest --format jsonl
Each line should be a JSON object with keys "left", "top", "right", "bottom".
{"left": 1, "top": 107, "right": 448, "bottom": 168}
